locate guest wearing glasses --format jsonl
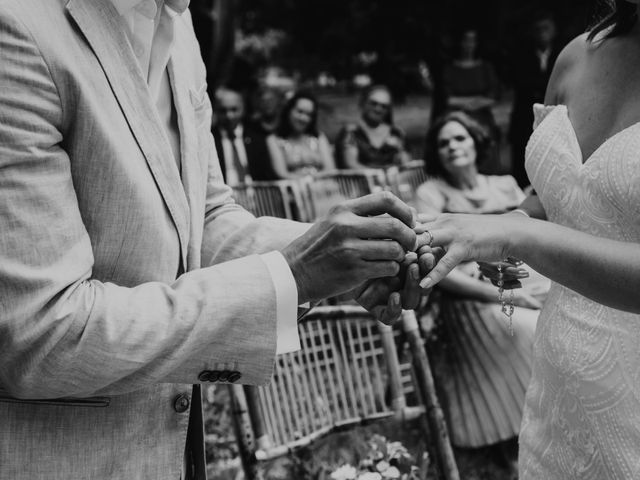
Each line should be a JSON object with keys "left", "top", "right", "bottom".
{"left": 336, "top": 84, "right": 409, "bottom": 170}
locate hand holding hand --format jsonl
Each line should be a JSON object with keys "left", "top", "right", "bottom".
{"left": 352, "top": 224, "right": 442, "bottom": 325}
{"left": 282, "top": 192, "right": 417, "bottom": 304}
{"left": 415, "top": 212, "right": 529, "bottom": 289}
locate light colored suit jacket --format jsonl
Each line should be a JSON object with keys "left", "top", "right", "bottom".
{"left": 0, "top": 0, "right": 307, "bottom": 478}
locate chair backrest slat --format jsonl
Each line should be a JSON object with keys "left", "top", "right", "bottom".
{"left": 250, "top": 306, "right": 414, "bottom": 457}
{"left": 231, "top": 180, "right": 309, "bottom": 221}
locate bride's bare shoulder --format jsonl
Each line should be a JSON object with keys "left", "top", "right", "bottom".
{"left": 544, "top": 33, "right": 592, "bottom": 104}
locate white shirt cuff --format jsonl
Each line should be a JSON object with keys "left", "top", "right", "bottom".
{"left": 260, "top": 251, "right": 301, "bottom": 354}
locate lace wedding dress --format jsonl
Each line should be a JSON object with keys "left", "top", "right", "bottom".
{"left": 518, "top": 104, "right": 640, "bottom": 479}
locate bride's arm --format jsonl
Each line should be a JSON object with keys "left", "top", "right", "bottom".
{"left": 513, "top": 192, "right": 546, "bottom": 220}
{"left": 419, "top": 214, "right": 640, "bottom": 314}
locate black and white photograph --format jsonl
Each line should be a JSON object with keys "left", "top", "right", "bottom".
{"left": 1, "top": 0, "right": 639, "bottom": 479}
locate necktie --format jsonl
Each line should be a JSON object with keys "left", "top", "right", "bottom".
{"left": 229, "top": 130, "right": 247, "bottom": 184}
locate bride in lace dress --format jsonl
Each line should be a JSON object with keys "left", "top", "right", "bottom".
{"left": 417, "top": 2, "right": 640, "bottom": 478}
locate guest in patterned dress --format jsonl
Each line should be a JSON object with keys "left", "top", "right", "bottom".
{"left": 267, "top": 90, "right": 335, "bottom": 179}
{"left": 335, "top": 84, "right": 409, "bottom": 170}
{"left": 414, "top": 111, "right": 546, "bottom": 476}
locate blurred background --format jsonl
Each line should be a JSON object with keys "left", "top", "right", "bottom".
{"left": 190, "top": 0, "right": 600, "bottom": 165}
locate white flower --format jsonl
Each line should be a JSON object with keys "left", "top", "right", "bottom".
{"left": 330, "top": 464, "right": 357, "bottom": 480}
{"left": 357, "top": 473, "right": 382, "bottom": 480}
{"left": 381, "top": 466, "right": 401, "bottom": 479}
{"left": 375, "top": 461, "right": 390, "bottom": 472}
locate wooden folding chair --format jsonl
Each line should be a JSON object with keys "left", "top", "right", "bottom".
{"left": 386, "top": 160, "right": 429, "bottom": 203}
{"left": 223, "top": 170, "right": 460, "bottom": 480}
{"left": 229, "top": 306, "right": 427, "bottom": 478}
{"left": 301, "top": 169, "right": 388, "bottom": 220}
{"left": 231, "top": 180, "right": 310, "bottom": 221}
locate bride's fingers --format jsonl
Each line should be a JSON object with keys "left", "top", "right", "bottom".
{"left": 478, "top": 265, "right": 529, "bottom": 279}
{"left": 415, "top": 213, "right": 438, "bottom": 226}
{"left": 419, "top": 247, "right": 466, "bottom": 289}
{"left": 419, "top": 224, "right": 456, "bottom": 249}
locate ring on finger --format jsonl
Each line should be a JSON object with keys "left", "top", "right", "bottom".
{"left": 424, "top": 229, "right": 434, "bottom": 247}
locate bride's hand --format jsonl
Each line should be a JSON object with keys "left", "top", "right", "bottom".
{"left": 415, "top": 212, "right": 526, "bottom": 288}
{"left": 511, "top": 289, "right": 543, "bottom": 310}
{"left": 478, "top": 259, "right": 529, "bottom": 290}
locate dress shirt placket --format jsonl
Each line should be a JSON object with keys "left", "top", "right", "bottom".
{"left": 130, "top": 0, "right": 157, "bottom": 79}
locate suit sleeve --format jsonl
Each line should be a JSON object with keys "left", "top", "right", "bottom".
{"left": 0, "top": 6, "right": 300, "bottom": 399}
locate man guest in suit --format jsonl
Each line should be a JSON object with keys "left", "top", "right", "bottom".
{"left": 508, "top": 10, "right": 560, "bottom": 188}
{"left": 212, "top": 87, "right": 277, "bottom": 185}
{"left": 0, "top": 1, "right": 432, "bottom": 479}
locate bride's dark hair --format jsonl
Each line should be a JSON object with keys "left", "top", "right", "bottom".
{"left": 588, "top": 0, "right": 638, "bottom": 40}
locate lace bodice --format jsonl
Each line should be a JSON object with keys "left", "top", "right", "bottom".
{"left": 527, "top": 104, "right": 640, "bottom": 241}
{"left": 518, "top": 104, "right": 640, "bottom": 479}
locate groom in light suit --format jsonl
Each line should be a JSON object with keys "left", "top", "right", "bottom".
{"left": 0, "top": 1, "right": 428, "bottom": 479}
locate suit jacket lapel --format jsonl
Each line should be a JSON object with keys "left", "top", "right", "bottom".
{"left": 66, "top": 0, "right": 190, "bottom": 269}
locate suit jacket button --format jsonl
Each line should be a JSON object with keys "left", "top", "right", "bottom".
{"left": 173, "top": 393, "right": 190, "bottom": 413}
{"left": 218, "top": 370, "right": 230, "bottom": 382}
{"left": 198, "top": 370, "right": 211, "bottom": 382}
{"left": 207, "top": 370, "right": 221, "bottom": 382}
{"left": 228, "top": 371, "right": 242, "bottom": 383}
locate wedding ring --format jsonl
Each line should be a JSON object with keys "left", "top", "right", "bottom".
{"left": 424, "top": 229, "right": 433, "bottom": 247}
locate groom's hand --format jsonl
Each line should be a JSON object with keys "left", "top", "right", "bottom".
{"left": 282, "top": 192, "right": 417, "bottom": 304}
{"left": 351, "top": 229, "right": 441, "bottom": 325}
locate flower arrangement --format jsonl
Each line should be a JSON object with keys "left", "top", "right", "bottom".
{"left": 329, "top": 434, "right": 427, "bottom": 480}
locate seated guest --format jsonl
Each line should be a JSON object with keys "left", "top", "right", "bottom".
{"left": 414, "top": 111, "right": 546, "bottom": 476}
{"left": 267, "top": 91, "right": 335, "bottom": 178}
{"left": 335, "top": 84, "right": 409, "bottom": 169}
{"left": 212, "top": 88, "right": 278, "bottom": 185}
{"left": 249, "top": 85, "right": 284, "bottom": 134}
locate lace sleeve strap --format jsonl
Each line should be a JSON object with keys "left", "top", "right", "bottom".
{"left": 532, "top": 103, "right": 559, "bottom": 130}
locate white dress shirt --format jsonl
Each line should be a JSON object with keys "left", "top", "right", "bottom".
{"left": 220, "top": 124, "right": 252, "bottom": 186}
{"left": 109, "top": 0, "right": 300, "bottom": 354}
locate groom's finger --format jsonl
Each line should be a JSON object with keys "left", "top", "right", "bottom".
{"left": 345, "top": 192, "right": 415, "bottom": 228}
{"left": 401, "top": 262, "right": 421, "bottom": 310}
{"left": 352, "top": 216, "right": 417, "bottom": 252}
{"left": 356, "top": 278, "right": 397, "bottom": 310}
{"left": 356, "top": 239, "right": 406, "bottom": 262}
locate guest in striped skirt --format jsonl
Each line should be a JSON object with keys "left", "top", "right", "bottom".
{"left": 413, "top": 111, "right": 548, "bottom": 476}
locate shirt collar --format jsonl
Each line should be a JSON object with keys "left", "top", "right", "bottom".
{"left": 109, "top": 0, "right": 144, "bottom": 16}
{"left": 164, "top": 0, "right": 190, "bottom": 14}
{"left": 109, "top": 0, "right": 189, "bottom": 17}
